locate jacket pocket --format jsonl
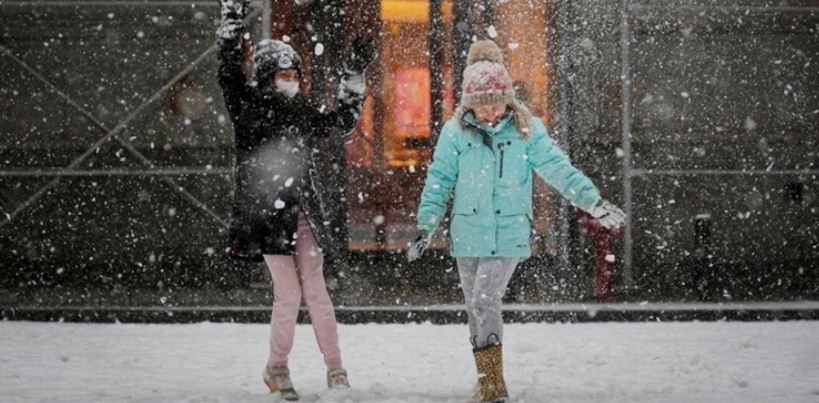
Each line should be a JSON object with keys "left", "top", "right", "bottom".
{"left": 492, "top": 193, "right": 532, "bottom": 219}
{"left": 453, "top": 201, "right": 479, "bottom": 216}
{"left": 449, "top": 208, "right": 483, "bottom": 255}
{"left": 494, "top": 203, "right": 528, "bottom": 217}
{"left": 495, "top": 211, "right": 532, "bottom": 254}
{"left": 497, "top": 139, "right": 529, "bottom": 185}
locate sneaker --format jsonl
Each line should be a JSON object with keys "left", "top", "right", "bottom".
{"left": 326, "top": 365, "right": 350, "bottom": 389}
{"left": 263, "top": 366, "right": 299, "bottom": 401}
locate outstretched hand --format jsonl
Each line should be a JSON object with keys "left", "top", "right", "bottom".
{"left": 216, "top": 18, "right": 244, "bottom": 44}
{"left": 345, "top": 35, "right": 379, "bottom": 74}
{"left": 217, "top": 0, "right": 249, "bottom": 46}
{"left": 406, "top": 229, "right": 432, "bottom": 262}
{"left": 220, "top": 0, "right": 250, "bottom": 22}
{"left": 589, "top": 199, "right": 626, "bottom": 229}
{"left": 216, "top": 19, "right": 245, "bottom": 39}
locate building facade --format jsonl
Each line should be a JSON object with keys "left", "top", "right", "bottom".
{"left": 1, "top": 0, "right": 817, "bottom": 308}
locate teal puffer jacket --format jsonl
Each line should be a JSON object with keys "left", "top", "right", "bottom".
{"left": 416, "top": 112, "right": 601, "bottom": 258}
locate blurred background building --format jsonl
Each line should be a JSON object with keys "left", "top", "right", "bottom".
{"left": 1, "top": 0, "right": 817, "bottom": 317}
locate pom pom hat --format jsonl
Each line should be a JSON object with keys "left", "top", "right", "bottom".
{"left": 460, "top": 40, "right": 515, "bottom": 109}
{"left": 466, "top": 39, "right": 504, "bottom": 65}
{"left": 455, "top": 39, "right": 533, "bottom": 135}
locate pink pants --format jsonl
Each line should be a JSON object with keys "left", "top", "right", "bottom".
{"left": 264, "top": 211, "right": 341, "bottom": 368}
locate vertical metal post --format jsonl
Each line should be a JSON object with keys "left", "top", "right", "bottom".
{"left": 482, "top": 0, "right": 494, "bottom": 30}
{"left": 429, "top": 0, "right": 444, "bottom": 135}
{"left": 550, "top": 0, "right": 576, "bottom": 281}
{"left": 309, "top": 2, "right": 327, "bottom": 100}
{"left": 558, "top": 0, "right": 576, "bottom": 284}
{"left": 452, "top": 0, "right": 472, "bottom": 102}
{"left": 620, "top": 0, "right": 634, "bottom": 288}
{"left": 261, "top": 0, "right": 271, "bottom": 39}
{"left": 327, "top": 0, "right": 345, "bottom": 88}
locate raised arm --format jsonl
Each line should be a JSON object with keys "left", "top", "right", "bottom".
{"left": 216, "top": 0, "right": 252, "bottom": 120}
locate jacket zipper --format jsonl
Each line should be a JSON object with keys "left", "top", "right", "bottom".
{"left": 497, "top": 142, "right": 505, "bottom": 178}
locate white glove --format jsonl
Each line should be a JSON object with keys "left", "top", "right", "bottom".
{"left": 338, "top": 73, "right": 366, "bottom": 109}
{"left": 589, "top": 199, "right": 626, "bottom": 229}
{"left": 339, "top": 73, "right": 366, "bottom": 96}
{"left": 220, "top": 0, "right": 249, "bottom": 21}
{"left": 216, "top": 18, "right": 244, "bottom": 46}
{"left": 406, "top": 230, "right": 434, "bottom": 262}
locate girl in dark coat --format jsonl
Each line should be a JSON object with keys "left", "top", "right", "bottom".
{"left": 216, "top": 1, "right": 375, "bottom": 399}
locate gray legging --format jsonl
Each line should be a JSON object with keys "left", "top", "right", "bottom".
{"left": 456, "top": 257, "right": 519, "bottom": 348}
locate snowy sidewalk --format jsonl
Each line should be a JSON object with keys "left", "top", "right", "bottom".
{"left": 5, "top": 301, "right": 819, "bottom": 323}
{"left": 1, "top": 321, "right": 818, "bottom": 403}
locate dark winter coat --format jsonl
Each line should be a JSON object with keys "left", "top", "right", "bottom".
{"left": 218, "top": 41, "right": 363, "bottom": 261}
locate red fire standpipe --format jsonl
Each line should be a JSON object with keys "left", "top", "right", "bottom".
{"left": 576, "top": 208, "right": 624, "bottom": 302}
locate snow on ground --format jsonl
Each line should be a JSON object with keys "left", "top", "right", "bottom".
{"left": 1, "top": 320, "right": 818, "bottom": 403}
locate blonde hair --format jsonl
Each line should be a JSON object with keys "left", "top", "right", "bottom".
{"left": 455, "top": 99, "right": 533, "bottom": 139}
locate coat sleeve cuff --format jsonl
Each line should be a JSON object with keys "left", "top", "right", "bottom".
{"left": 416, "top": 216, "right": 439, "bottom": 233}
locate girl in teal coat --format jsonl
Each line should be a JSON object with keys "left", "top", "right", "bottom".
{"left": 408, "top": 40, "right": 625, "bottom": 403}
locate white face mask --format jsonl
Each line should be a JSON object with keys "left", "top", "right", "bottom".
{"left": 275, "top": 80, "right": 299, "bottom": 98}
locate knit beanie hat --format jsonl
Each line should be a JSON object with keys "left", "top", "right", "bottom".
{"left": 460, "top": 40, "right": 514, "bottom": 109}
{"left": 252, "top": 39, "right": 302, "bottom": 80}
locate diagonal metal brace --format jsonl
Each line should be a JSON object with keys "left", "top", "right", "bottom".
{"left": 0, "top": 5, "right": 263, "bottom": 230}
{"left": 0, "top": 43, "right": 229, "bottom": 229}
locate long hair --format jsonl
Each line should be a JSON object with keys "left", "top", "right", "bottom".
{"left": 454, "top": 99, "right": 533, "bottom": 139}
